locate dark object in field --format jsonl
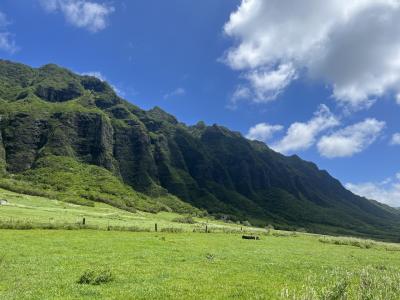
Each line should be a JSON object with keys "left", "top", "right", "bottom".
{"left": 155, "top": 223, "right": 158, "bottom": 232}
{"left": 242, "top": 235, "right": 260, "bottom": 240}
{"left": 82, "top": 217, "right": 86, "bottom": 225}
{"left": 206, "top": 253, "right": 215, "bottom": 261}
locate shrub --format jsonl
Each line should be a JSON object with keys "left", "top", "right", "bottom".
{"left": 0, "top": 220, "right": 99, "bottom": 231}
{"left": 145, "top": 206, "right": 162, "bottom": 214}
{"left": 266, "top": 224, "right": 274, "bottom": 230}
{"left": 160, "top": 227, "right": 183, "bottom": 233}
{"left": 77, "top": 268, "right": 113, "bottom": 285}
{"left": 318, "top": 237, "right": 380, "bottom": 250}
{"left": 242, "top": 220, "right": 252, "bottom": 227}
{"left": 282, "top": 267, "right": 400, "bottom": 299}
{"left": 205, "top": 253, "right": 215, "bottom": 261}
{"left": 172, "top": 216, "right": 196, "bottom": 224}
{"left": 272, "top": 231, "right": 297, "bottom": 237}
{"left": 107, "top": 225, "right": 150, "bottom": 232}
{"left": 0, "top": 220, "right": 34, "bottom": 230}
{"left": 222, "top": 228, "right": 242, "bottom": 234}
{"left": 0, "top": 179, "right": 55, "bottom": 199}
{"left": 57, "top": 194, "right": 94, "bottom": 207}
{"left": 321, "top": 277, "right": 349, "bottom": 299}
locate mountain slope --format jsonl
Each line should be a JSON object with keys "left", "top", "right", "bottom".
{"left": 0, "top": 59, "right": 399, "bottom": 240}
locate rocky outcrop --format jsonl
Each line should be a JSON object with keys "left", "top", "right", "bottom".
{"left": 34, "top": 82, "right": 83, "bottom": 102}
{"left": 45, "top": 112, "right": 117, "bottom": 171}
{"left": 1, "top": 113, "right": 48, "bottom": 172}
{"left": 0, "top": 111, "right": 117, "bottom": 174}
{"left": 113, "top": 120, "right": 159, "bottom": 193}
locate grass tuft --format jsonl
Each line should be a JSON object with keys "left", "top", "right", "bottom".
{"left": 318, "top": 236, "right": 400, "bottom": 251}
{"left": 271, "top": 230, "right": 298, "bottom": 237}
{"left": 77, "top": 268, "right": 113, "bottom": 285}
{"left": 160, "top": 227, "right": 183, "bottom": 233}
{"left": 106, "top": 225, "right": 150, "bottom": 232}
{"left": 172, "top": 216, "right": 196, "bottom": 224}
{"left": 205, "top": 253, "right": 215, "bottom": 262}
{"left": 282, "top": 267, "right": 400, "bottom": 300}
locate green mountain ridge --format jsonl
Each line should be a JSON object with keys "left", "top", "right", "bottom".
{"left": 0, "top": 59, "right": 399, "bottom": 240}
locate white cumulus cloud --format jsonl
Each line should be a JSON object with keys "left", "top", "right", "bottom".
{"left": 317, "top": 118, "right": 385, "bottom": 158}
{"left": 246, "top": 123, "right": 283, "bottom": 142}
{"left": 346, "top": 172, "right": 400, "bottom": 207}
{"left": 40, "top": 0, "right": 114, "bottom": 32}
{"left": 244, "top": 63, "right": 297, "bottom": 103}
{"left": 271, "top": 104, "right": 339, "bottom": 154}
{"left": 223, "top": 0, "right": 400, "bottom": 109}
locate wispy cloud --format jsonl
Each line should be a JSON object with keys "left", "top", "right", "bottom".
{"left": 40, "top": 0, "right": 115, "bottom": 33}
{"left": 390, "top": 133, "right": 400, "bottom": 145}
{"left": 346, "top": 172, "right": 400, "bottom": 207}
{"left": 163, "top": 87, "right": 186, "bottom": 99}
{"left": 0, "top": 11, "right": 18, "bottom": 54}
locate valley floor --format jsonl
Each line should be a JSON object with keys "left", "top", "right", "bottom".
{"left": 1, "top": 189, "right": 400, "bottom": 299}
{"left": 1, "top": 230, "right": 400, "bottom": 299}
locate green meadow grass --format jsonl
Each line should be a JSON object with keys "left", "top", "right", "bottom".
{"left": 1, "top": 188, "right": 400, "bottom": 299}
{"left": 0, "top": 188, "right": 247, "bottom": 233}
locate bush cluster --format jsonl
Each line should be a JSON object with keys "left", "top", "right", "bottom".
{"left": 77, "top": 268, "right": 113, "bottom": 285}
{"left": 172, "top": 216, "right": 196, "bottom": 224}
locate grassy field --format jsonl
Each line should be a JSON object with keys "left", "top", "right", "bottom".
{"left": 1, "top": 188, "right": 400, "bottom": 299}
{"left": 0, "top": 188, "right": 247, "bottom": 233}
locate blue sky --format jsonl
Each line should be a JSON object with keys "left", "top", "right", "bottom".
{"left": 0, "top": 0, "right": 400, "bottom": 206}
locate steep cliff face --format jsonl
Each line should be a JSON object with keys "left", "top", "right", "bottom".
{"left": 1, "top": 113, "right": 48, "bottom": 172}
{"left": 0, "top": 60, "right": 399, "bottom": 239}
{"left": 44, "top": 112, "right": 116, "bottom": 171}
{"left": 0, "top": 112, "right": 116, "bottom": 173}
{"left": 113, "top": 120, "right": 160, "bottom": 193}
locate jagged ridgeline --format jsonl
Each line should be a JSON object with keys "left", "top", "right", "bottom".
{"left": 0, "top": 60, "right": 399, "bottom": 240}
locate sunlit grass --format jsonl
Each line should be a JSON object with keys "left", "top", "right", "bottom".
{"left": 1, "top": 188, "right": 400, "bottom": 299}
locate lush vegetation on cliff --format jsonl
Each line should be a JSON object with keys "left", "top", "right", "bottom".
{"left": 0, "top": 60, "right": 399, "bottom": 240}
